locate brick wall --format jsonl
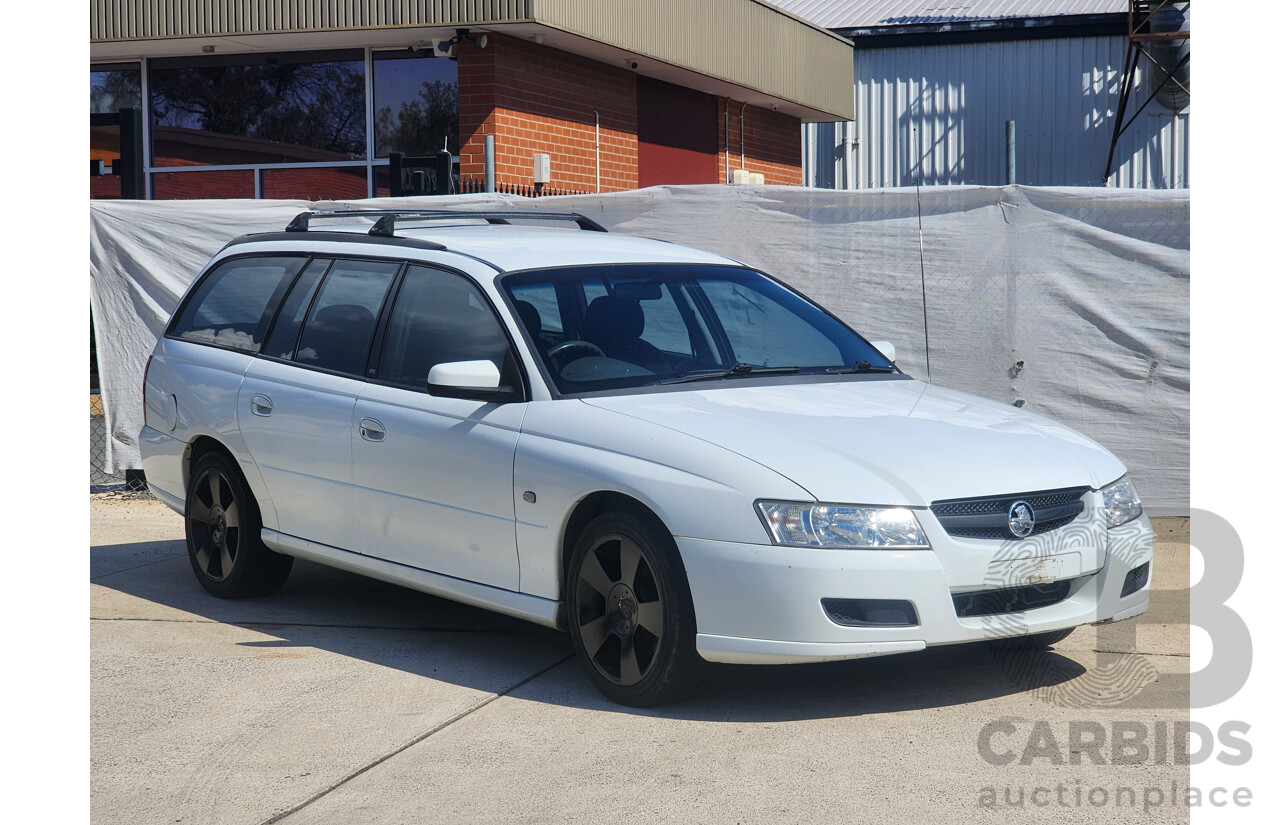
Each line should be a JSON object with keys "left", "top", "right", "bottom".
{"left": 95, "top": 34, "right": 803, "bottom": 200}
{"left": 457, "top": 34, "right": 802, "bottom": 192}
{"left": 458, "top": 35, "right": 638, "bottom": 193}
{"left": 718, "top": 101, "right": 803, "bottom": 186}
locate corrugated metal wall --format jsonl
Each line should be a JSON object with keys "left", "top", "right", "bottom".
{"left": 804, "top": 35, "right": 1189, "bottom": 189}
{"left": 90, "top": 1, "right": 534, "bottom": 40}
{"left": 772, "top": 0, "right": 1126, "bottom": 29}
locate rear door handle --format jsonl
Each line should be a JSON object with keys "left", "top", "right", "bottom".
{"left": 250, "top": 394, "right": 273, "bottom": 416}
{"left": 359, "top": 418, "right": 386, "bottom": 442}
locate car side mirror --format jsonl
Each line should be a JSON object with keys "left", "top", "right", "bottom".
{"left": 427, "top": 360, "right": 502, "bottom": 393}
{"left": 869, "top": 341, "right": 896, "bottom": 363}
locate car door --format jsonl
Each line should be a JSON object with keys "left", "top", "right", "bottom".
{"left": 352, "top": 263, "right": 526, "bottom": 591}
{"left": 238, "top": 256, "right": 400, "bottom": 552}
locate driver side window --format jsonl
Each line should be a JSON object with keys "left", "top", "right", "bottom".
{"left": 378, "top": 265, "right": 512, "bottom": 392}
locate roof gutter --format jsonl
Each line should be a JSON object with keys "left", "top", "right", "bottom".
{"left": 833, "top": 13, "right": 1127, "bottom": 47}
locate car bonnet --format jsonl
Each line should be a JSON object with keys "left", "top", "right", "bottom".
{"left": 579, "top": 379, "right": 1127, "bottom": 506}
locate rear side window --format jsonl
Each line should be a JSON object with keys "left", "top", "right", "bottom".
{"left": 294, "top": 259, "right": 400, "bottom": 377}
{"left": 261, "top": 258, "right": 330, "bottom": 360}
{"left": 170, "top": 256, "right": 306, "bottom": 353}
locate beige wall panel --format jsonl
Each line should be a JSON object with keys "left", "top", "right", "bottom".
{"left": 532, "top": 0, "right": 853, "bottom": 118}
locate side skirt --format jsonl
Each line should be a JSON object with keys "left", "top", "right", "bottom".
{"left": 262, "top": 529, "right": 563, "bottom": 630}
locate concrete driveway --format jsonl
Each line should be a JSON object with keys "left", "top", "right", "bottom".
{"left": 91, "top": 494, "right": 1190, "bottom": 824}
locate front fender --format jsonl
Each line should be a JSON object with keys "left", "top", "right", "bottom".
{"left": 513, "top": 400, "right": 809, "bottom": 599}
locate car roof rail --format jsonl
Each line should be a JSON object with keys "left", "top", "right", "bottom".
{"left": 285, "top": 209, "right": 609, "bottom": 236}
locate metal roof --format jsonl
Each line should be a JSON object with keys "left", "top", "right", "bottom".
{"left": 765, "top": 1, "right": 1125, "bottom": 29}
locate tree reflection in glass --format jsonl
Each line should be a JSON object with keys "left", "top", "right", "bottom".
{"left": 149, "top": 54, "right": 367, "bottom": 165}
{"left": 373, "top": 51, "right": 459, "bottom": 158}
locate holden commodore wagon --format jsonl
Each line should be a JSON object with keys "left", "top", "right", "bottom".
{"left": 140, "top": 209, "right": 1153, "bottom": 706}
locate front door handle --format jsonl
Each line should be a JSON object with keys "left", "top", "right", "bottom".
{"left": 359, "top": 418, "right": 386, "bottom": 442}
{"left": 250, "top": 394, "right": 273, "bottom": 416}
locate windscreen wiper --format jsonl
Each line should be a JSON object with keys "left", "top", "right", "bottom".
{"left": 658, "top": 363, "right": 800, "bottom": 385}
{"left": 820, "top": 361, "right": 898, "bottom": 374}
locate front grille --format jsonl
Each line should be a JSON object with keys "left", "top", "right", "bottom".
{"left": 952, "top": 578, "right": 1076, "bottom": 618}
{"left": 930, "top": 486, "right": 1090, "bottom": 541}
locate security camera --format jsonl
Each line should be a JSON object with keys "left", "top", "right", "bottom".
{"left": 435, "top": 29, "right": 487, "bottom": 54}
{"left": 628, "top": 61, "right": 638, "bottom": 70}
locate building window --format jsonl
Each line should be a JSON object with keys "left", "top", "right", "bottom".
{"left": 373, "top": 50, "right": 459, "bottom": 158}
{"left": 148, "top": 50, "right": 367, "bottom": 168}
{"left": 91, "top": 64, "right": 141, "bottom": 113}
{"left": 89, "top": 47, "right": 468, "bottom": 200}
{"left": 152, "top": 169, "right": 256, "bottom": 200}
{"left": 260, "top": 166, "right": 370, "bottom": 201}
{"left": 91, "top": 64, "right": 142, "bottom": 199}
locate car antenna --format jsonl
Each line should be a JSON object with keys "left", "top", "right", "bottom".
{"left": 914, "top": 127, "right": 933, "bottom": 384}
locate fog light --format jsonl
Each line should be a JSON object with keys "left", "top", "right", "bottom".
{"left": 1121, "top": 561, "right": 1150, "bottom": 597}
{"left": 821, "top": 598, "right": 918, "bottom": 627}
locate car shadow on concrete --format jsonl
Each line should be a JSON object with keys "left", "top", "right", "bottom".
{"left": 92, "top": 538, "right": 1087, "bottom": 723}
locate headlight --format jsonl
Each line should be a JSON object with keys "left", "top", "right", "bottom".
{"left": 755, "top": 501, "right": 930, "bottom": 549}
{"left": 1100, "top": 475, "right": 1143, "bottom": 528}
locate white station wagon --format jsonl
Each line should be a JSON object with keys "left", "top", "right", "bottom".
{"left": 141, "top": 210, "right": 1153, "bottom": 706}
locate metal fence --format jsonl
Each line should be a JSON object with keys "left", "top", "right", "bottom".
{"left": 457, "top": 177, "right": 591, "bottom": 197}
{"left": 91, "top": 393, "right": 130, "bottom": 490}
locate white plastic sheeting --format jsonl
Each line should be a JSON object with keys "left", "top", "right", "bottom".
{"left": 89, "top": 184, "right": 1189, "bottom": 512}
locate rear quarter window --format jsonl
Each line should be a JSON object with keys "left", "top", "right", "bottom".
{"left": 169, "top": 256, "right": 307, "bottom": 353}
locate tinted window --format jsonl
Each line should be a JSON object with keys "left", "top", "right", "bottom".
{"left": 379, "top": 266, "right": 510, "bottom": 389}
{"left": 91, "top": 65, "right": 142, "bottom": 113}
{"left": 294, "top": 259, "right": 399, "bottom": 376}
{"left": 262, "top": 258, "right": 329, "bottom": 360}
{"left": 149, "top": 50, "right": 366, "bottom": 167}
{"left": 170, "top": 256, "right": 306, "bottom": 352}
{"left": 373, "top": 51, "right": 459, "bottom": 158}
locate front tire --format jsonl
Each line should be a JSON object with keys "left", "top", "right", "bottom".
{"left": 566, "top": 511, "right": 706, "bottom": 707}
{"left": 185, "top": 451, "right": 292, "bottom": 598}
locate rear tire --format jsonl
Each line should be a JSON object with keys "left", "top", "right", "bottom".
{"left": 185, "top": 452, "right": 292, "bottom": 598}
{"left": 566, "top": 511, "right": 707, "bottom": 707}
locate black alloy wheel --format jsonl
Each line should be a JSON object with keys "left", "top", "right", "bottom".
{"left": 567, "top": 511, "right": 706, "bottom": 706}
{"left": 185, "top": 452, "right": 292, "bottom": 598}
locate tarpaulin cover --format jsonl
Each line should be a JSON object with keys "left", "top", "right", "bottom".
{"left": 89, "top": 184, "right": 1189, "bottom": 513}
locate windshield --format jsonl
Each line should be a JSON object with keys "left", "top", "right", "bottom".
{"left": 502, "top": 264, "right": 899, "bottom": 395}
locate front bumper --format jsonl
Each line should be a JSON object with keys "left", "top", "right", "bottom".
{"left": 680, "top": 515, "right": 1153, "bottom": 665}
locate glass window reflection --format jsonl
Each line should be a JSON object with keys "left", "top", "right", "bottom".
{"left": 373, "top": 51, "right": 459, "bottom": 158}
{"left": 91, "top": 65, "right": 141, "bottom": 113}
{"left": 149, "top": 50, "right": 367, "bottom": 167}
